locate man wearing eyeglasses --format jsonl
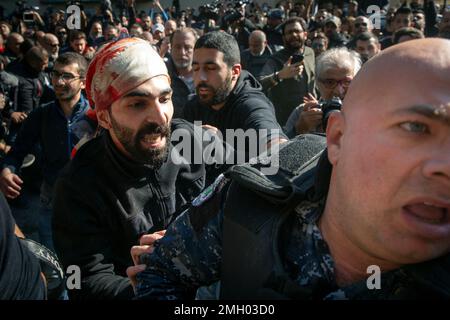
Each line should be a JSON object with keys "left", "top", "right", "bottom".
{"left": 284, "top": 47, "right": 361, "bottom": 138}
{"left": 0, "top": 52, "right": 95, "bottom": 252}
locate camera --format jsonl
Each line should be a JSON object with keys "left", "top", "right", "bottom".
{"left": 320, "top": 97, "right": 342, "bottom": 131}
{"left": 223, "top": 0, "right": 252, "bottom": 25}
{"left": 23, "top": 11, "right": 34, "bottom": 23}
{"left": 199, "top": 2, "right": 220, "bottom": 20}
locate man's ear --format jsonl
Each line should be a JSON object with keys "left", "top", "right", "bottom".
{"left": 96, "top": 109, "right": 112, "bottom": 130}
{"left": 80, "top": 78, "right": 86, "bottom": 90}
{"left": 326, "top": 111, "right": 345, "bottom": 166}
{"left": 231, "top": 64, "right": 241, "bottom": 81}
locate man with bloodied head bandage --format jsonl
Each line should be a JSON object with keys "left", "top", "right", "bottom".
{"left": 52, "top": 38, "right": 207, "bottom": 300}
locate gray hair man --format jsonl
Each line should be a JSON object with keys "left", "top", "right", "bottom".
{"left": 284, "top": 47, "right": 361, "bottom": 137}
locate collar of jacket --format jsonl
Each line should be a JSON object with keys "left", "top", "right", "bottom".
{"left": 166, "top": 56, "right": 179, "bottom": 78}
{"left": 215, "top": 70, "right": 263, "bottom": 112}
{"left": 54, "top": 93, "right": 90, "bottom": 122}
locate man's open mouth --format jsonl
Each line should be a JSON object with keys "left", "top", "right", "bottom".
{"left": 404, "top": 202, "right": 448, "bottom": 224}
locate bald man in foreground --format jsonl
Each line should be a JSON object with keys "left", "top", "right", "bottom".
{"left": 135, "top": 38, "right": 450, "bottom": 300}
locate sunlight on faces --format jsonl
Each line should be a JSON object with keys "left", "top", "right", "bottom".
{"left": 325, "top": 39, "right": 450, "bottom": 267}
{"left": 99, "top": 76, "right": 173, "bottom": 167}
{"left": 192, "top": 48, "right": 239, "bottom": 108}
{"left": 51, "top": 62, "right": 85, "bottom": 101}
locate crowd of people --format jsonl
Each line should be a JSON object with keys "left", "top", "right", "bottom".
{"left": 0, "top": 0, "right": 449, "bottom": 301}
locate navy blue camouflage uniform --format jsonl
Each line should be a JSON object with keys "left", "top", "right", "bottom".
{"left": 136, "top": 170, "right": 450, "bottom": 300}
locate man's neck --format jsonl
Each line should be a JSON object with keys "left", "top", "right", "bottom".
{"left": 176, "top": 66, "right": 193, "bottom": 78}
{"left": 59, "top": 92, "right": 81, "bottom": 118}
{"left": 211, "top": 101, "right": 226, "bottom": 111}
{"left": 318, "top": 199, "right": 401, "bottom": 287}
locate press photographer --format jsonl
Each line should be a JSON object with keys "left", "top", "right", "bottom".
{"left": 284, "top": 47, "right": 361, "bottom": 138}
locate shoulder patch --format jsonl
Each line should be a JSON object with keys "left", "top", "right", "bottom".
{"left": 190, "top": 174, "right": 230, "bottom": 235}
{"left": 192, "top": 174, "right": 229, "bottom": 207}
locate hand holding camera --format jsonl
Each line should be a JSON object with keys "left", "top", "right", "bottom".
{"left": 295, "top": 93, "right": 322, "bottom": 134}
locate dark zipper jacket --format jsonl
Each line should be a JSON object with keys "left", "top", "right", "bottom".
{"left": 2, "top": 94, "right": 93, "bottom": 188}
{"left": 52, "top": 119, "right": 206, "bottom": 300}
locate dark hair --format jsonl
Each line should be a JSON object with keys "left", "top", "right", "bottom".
{"left": 20, "top": 38, "right": 35, "bottom": 55}
{"left": 69, "top": 30, "right": 87, "bottom": 43}
{"left": 393, "top": 27, "right": 424, "bottom": 44}
{"left": 394, "top": 7, "right": 413, "bottom": 17}
{"left": 0, "top": 21, "right": 11, "bottom": 31}
{"left": 105, "top": 23, "right": 119, "bottom": 32}
{"left": 312, "top": 32, "right": 329, "bottom": 45}
{"left": 25, "top": 46, "right": 49, "bottom": 65}
{"left": 169, "top": 27, "right": 198, "bottom": 45}
{"left": 282, "top": 17, "right": 308, "bottom": 35}
{"left": 55, "top": 52, "right": 88, "bottom": 78}
{"left": 194, "top": 31, "right": 240, "bottom": 67}
{"left": 354, "top": 31, "right": 379, "bottom": 43}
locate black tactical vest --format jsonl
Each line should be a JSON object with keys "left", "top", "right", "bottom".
{"left": 219, "top": 134, "right": 450, "bottom": 300}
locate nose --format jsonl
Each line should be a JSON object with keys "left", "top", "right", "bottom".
{"left": 422, "top": 140, "right": 450, "bottom": 184}
{"left": 145, "top": 101, "right": 168, "bottom": 126}
{"left": 333, "top": 83, "right": 347, "bottom": 99}
{"left": 197, "top": 68, "right": 207, "bottom": 82}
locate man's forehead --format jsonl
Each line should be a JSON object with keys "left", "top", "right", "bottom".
{"left": 54, "top": 62, "right": 78, "bottom": 72}
{"left": 173, "top": 32, "right": 195, "bottom": 43}
{"left": 356, "top": 17, "right": 368, "bottom": 23}
{"left": 343, "top": 39, "right": 450, "bottom": 113}
{"left": 122, "top": 76, "right": 171, "bottom": 99}
{"left": 285, "top": 22, "right": 303, "bottom": 32}
{"left": 193, "top": 48, "right": 224, "bottom": 62}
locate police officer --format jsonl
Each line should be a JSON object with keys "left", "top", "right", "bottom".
{"left": 134, "top": 38, "right": 450, "bottom": 300}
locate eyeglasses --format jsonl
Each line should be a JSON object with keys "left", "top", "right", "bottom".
{"left": 50, "top": 70, "right": 81, "bottom": 83}
{"left": 319, "top": 78, "right": 352, "bottom": 89}
{"left": 47, "top": 43, "right": 59, "bottom": 47}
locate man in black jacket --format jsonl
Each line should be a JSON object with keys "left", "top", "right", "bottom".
{"left": 182, "top": 31, "right": 286, "bottom": 181}
{"left": 52, "top": 38, "right": 207, "bottom": 300}
{"left": 5, "top": 46, "right": 53, "bottom": 145}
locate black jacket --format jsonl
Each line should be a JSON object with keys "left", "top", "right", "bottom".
{"left": 6, "top": 60, "right": 53, "bottom": 115}
{"left": 182, "top": 70, "right": 285, "bottom": 180}
{"left": 183, "top": 70, "right": 284, "bottom": 141}
{"left": 240, "top": 46, "right": 273, "bottom": 78}
{"left": 166, "top": 57, "right": 194, "bottom": 118}
{"left": 52, "top": 119, "right": 206, "bottom": 300}
{"left": 2, "top": 95, "right": 93, "bottom": 188}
